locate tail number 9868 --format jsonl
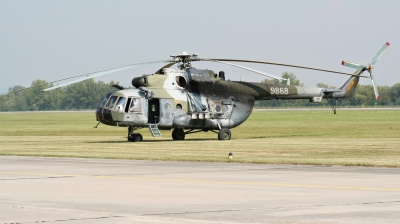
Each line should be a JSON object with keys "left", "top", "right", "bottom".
{"left": 270, "top": 87, "right": 289, "bottom": 95}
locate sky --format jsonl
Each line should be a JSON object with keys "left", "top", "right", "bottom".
{"left": 1, "top": 0, "right": 399, "bottom": 94}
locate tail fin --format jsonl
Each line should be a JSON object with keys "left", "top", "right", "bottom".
{"left": 339, "top": 72, "right": 360, "bottom": 98}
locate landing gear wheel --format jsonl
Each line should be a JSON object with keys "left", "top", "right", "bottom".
{"left": 132, "top": 133, "right": 143, "bottom": 142}
{"left": 172, "top": 128, "right": 185, "bottom": 140}
{"left": 218, "top": 128, "right": 231, "bottom": 140}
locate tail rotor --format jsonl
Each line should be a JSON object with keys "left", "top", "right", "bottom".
{"left": 341, "top": 42, "right": 390, "bottom": 100}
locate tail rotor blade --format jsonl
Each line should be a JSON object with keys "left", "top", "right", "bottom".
{"left": 341, "top": 60, "right": 365, "bottom": 70}
{"left": 369, "top": 71, "right": 380, "bottom": 100}
{"left": 372, "top": 42, "right": 390, "bottom": 65}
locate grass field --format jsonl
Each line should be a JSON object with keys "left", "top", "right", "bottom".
{"left": 0, "top": 110, "right": 399, "bottom": 167}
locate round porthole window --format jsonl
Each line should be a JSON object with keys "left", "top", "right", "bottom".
{"left": 176, "top": 104, "right": 182, "bottom": 110}
{"left": 215, "top": 104, "right": 221, "bottom": 112}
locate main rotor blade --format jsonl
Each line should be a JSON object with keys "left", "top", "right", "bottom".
{"left": 208, "top": 60, "right": 284, "bottom": 80}
{"left": 43, "top": 60, "right": 168, "bottom": 91}
{"left": 372, "top": 42, "right": 390, "bottom": 65}
{"left": 341, "top": 60, "right": 365, "bottom": 70}
{"left": 369, "top": 71, "right": 380, "bottom": 100}
{"left": 198, "top": 58, "right": 369, "bottom": 78}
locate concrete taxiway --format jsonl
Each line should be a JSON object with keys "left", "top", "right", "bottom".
{"left": 1, "top": 156, "right": 399, "bottom": 223}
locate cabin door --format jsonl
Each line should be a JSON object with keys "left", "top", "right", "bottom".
{"left": 148, "top": 98, "right": 160, "bottom": 124}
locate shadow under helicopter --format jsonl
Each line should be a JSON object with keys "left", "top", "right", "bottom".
{"left": 86, "top": 133, "right": 321, "bottom": 144}
{"left": 86, "top": 138, "right": 221, "bottom": 143}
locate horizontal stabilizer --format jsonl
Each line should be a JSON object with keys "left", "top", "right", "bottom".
{"left": 323, "top": 89, "right": 342, "bottom": 93}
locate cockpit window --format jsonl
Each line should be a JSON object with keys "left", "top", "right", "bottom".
{"left": 129, "top": 98, "right": 141, "bottom": 112}
{"left": 99, "top": 92, "right": 115, "bottom": 107}
{"left": 106, "top": 96, "right": 118, "bottom": 108}
{"left": 99, "top": 96, "right": 108, "bottom": 107}
{"left": 114, "top": 97, "right": 126, "bottom": 111}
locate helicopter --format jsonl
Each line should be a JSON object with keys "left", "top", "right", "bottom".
{"left": 40, "top": 42, "right": 389, "bottom": 142}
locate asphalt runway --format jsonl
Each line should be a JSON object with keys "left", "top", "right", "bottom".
{"left": 1, "top": 156, "right": 399, "bottom": 224}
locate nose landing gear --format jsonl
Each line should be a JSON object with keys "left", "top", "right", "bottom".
{"left": 128, "top": 127, "right": 143, "bottom": 142}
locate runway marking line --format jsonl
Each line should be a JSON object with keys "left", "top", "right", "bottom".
{"left": 1, "top": 171, "right": 399, "bottom": 192}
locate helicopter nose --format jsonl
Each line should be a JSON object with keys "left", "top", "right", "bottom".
{"left": 102, "top": 108, "right": 113, "bottom": 122}
{"left": 95, "top": 108, "right": 103, "bottom": 121}
{"left": 95, "top": 107, "right": 113, "bottom": 122}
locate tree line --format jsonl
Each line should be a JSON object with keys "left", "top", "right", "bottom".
{"left": 0, "top": 79, "right": 118, "bottom": 111}
{"left": 1, "top": 73, "right": 400, "bottom": 111}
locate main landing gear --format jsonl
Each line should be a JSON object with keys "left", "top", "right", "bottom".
{"left": 128, "top": 127, "right": 143, "bottom": 142}
{"left": 171, "top": 127, "right": 232, "bottom": 141}
{"left": 172, "top": 128, "right": 185, "bottom": 140}
{"left": 127, "top": 127, "right": 233, "bottom": 141}
{"left": 218, "top": 128, "right": 231, "bottom": 140}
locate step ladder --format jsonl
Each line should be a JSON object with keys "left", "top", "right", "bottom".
{"left": 148, "top": 124, "right": 161, "bottom": 137}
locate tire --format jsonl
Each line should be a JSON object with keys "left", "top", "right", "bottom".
{"left": 218, "top": 128, "right": 231, "bottom": 140}
{"left": 132, "top": 133, "right": 143, "bottom": 142}
{"left": 172, "top": 128, "right": 185, "bottom": 140}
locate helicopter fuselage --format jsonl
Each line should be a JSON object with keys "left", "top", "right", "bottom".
{"left": 95, "top": 66, "right": 360, "bottom": 134}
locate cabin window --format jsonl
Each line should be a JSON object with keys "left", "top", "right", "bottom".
{"left": 222, "top": 101, "right": 232, "bottom": 113}
{"left": 165, "top": 103, "right": 171, "bottom": 110}
{"left": 129, "top": 98, "right": 141, "bottom": 112}
{"left": 106, "top": 96, "right": 118, "bottom": 108}
{"left": 223, "top": 105, "right": 232, "bottom": 113}
{"left": 214, "top": 103, "right": 222, "bottom": 113}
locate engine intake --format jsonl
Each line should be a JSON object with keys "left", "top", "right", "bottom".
{"left": 132, "top": 76, "right": 147, "bottom": 88}
{"left": 175, "top": 75, "right": 187, "bottom": 88}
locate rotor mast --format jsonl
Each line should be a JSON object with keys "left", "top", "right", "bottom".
{"left": 170, "top": 52, "right": 198, "bottom": 69}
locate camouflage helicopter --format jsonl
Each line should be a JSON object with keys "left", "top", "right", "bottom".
{"left": 42, "top": 42, "right": 390, "bottom": 142}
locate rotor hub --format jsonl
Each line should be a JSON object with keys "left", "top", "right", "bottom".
{"left": 170, "top": 52, "right": 198, "bottom": 69}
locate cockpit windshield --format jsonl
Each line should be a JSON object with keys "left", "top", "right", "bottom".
{"left": 99, "top": 91, "right": 116, "bottom": 107}
{"left": 99, "top": 97, "right": 108, "bottom": 107}
{"left": 114, "top": 97, "right": 126, "bottom": 110}
{"left": 106, "top": 96, "right": 118, "bottom": 108}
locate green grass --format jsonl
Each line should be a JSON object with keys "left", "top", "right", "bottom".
{"left": 0, "top": 110, "right": 399, "bottom": 167}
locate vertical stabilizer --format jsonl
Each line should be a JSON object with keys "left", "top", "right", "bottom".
{"left": 339, "top": 73, "right": 360, "bottom": 98}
